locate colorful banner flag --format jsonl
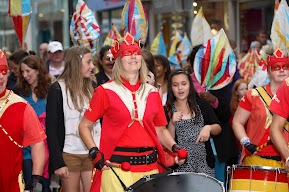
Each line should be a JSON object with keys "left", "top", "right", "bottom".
{"left": 150, "top": 32, "right": 167, "bottom": 57}
{"left": 275, "top": 0, "right": 280, "bottom": 14}
{"left": 168, "top": 53, "right": 182, "bottom": 70}
{"left": 238, "top": 50, "right": 262, "bottom": 82}
{"left": 194, "top": 29, "right": 237, "bottom": 90}
{"left": 121, "top": 0, "right": 148, "bottom": 43}
{"left": 169, "top": 31, "right": 183, "bottom": 57}
{"left": 70, "top": 0, "right": 100, "bottom": 55}
{"left": 271, "top": 0, "right": 289, "bottom": 54}
{"left": 190, "top": 7, "right": 212, "bottom": 47}
{"left": 248, "top": 62, "right": 270, "bottom": 89}
{"left": 103, "top": 23, "right": 122, "bottom": 46}
{"left": 8, "top": 0, "right": 31, "bottom": 47}
{"left": 177, "top": 33, "right": 192, "bottom": 66}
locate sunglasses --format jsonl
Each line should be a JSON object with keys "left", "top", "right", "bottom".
{"left": 121, "top": 50, "right": 141, "bottom": 58}
{"left": 104, "top": 58, "right": 115, "bottom": 62}
{"left": 271, "top": 63, "right": 289, "bottom": 71}
{"left": 174, "top": 69, "right": 189, "bottom": 75}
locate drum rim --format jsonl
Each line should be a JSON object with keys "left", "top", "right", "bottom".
{"left": 227, "top": 164, "right": 287, "bottom": 173}
{"left": 168, "top": 172, "right": 225, "bottom": 191}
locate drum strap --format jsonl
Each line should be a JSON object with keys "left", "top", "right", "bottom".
{"left": 255, "top": 87, "right": 289, "bottom": 132}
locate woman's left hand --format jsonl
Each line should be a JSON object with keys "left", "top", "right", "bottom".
{"left": 196, "top": 125, "right": 211, "bottom": 143}
{"left": 174, "top": 156, "right": 186, "bottom": 165}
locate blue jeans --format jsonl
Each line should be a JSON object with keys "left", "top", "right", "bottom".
{"left": 41, "top": 178, "right": 51, "bottom": 192}
{"left": 23, "top": 159, "right": 32, "bottom": 184}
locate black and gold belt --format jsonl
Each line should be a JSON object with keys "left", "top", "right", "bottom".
{"left": 110, "top": 150, "right": 158, "bottom": 165}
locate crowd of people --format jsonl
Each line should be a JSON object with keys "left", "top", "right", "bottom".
{"left": 1, "top": 26, "right": 289, "bottom": 192}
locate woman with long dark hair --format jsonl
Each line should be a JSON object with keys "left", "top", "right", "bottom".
{"left": 95, "top": 45, "right": 114, "bottom": 86}
{"left": 166, "top": 69, "right": 221, "bottom": 176}
{"left": 154, "top": 55, "right": 171, "bottom": 106}
{"left": 15, "top": 55, "right": 52, "bottom": 191}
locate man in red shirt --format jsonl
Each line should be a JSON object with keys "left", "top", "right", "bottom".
{"left": 270, "top": 77, "right": 289, "bottom": 172}
{"left": 0, "top": 50, "right": 47, "bottom": 191}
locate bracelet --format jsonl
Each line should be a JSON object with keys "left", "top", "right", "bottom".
{"left": 240, "top": 136, "right": 251, "bottom": 146}
{"left": 89, "top": 147, "right": 99, "bottom": 160}
{"left": 172, "top": 143, "right": 181, "bottom": 153}
{"left": 286, "top": 157, "right": 289, "bottom": 164}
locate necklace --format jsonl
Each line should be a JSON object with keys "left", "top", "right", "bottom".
{"left": 0, "top": 90, "right": 13, "bottom": 113}
{"left": 1, "top": 125, "right": 23, "bottom": 148}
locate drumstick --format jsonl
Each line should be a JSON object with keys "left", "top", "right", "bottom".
{"left": 177, "top": 149, "right": 188, "bottom": 159}
{"left": 105, "top": 162, "right": 131, "bottom": 171}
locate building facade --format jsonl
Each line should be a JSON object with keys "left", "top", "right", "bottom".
{"left": 0, "top": 0, "right": 281, "bottom": 54}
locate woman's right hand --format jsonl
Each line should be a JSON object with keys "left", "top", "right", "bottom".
{"left": 147, "top": 71, "right": 155, "bottom": 85}
{"left": 171, "top": 112, "right": 183, "bottom": 125}
{"left": 54, "top": 166, "right": 69, "bottom": 179}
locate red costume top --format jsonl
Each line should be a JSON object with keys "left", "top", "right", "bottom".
{"left": 0, "top": 90, "right": 46, "bottom": 192}
{"left": 238, "top": 84, "right": 280, "bottom": 161}
{"left": 84, "top": 79, "right": 167, "bottom": 192}
{"left": 270, "top": 78, "right": 289, "bottom": 119}
{"left": 270, "top": 78, "right": 289, "bottom": 149}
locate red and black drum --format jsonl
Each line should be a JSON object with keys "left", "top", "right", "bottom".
{"left": 227, "top": 165, "right": 288, "bottom": 192}
{"left": 133, "top": 172, "right": 225, "bottom": 192}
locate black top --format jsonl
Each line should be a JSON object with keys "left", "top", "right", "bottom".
{"left": 195, "top": 97, "right": 221, "bottom": 169}
{"left": 210, "top": 86, "right": 239, "bottom": 164}
{"left": 46, "top": 82, "right": 65, "bottom": 173}
{"left": 95, "top": 71, "right": 110, "bottom": 87}
{"left": 7, "top": 73, "right": 17, "bottom": 90}
{"left": 196, "top": 96, "right": 220, "bottom": 125}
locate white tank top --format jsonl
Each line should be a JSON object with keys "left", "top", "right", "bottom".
{"left": 59, "top": 80, "right": 101, "bottom": 154}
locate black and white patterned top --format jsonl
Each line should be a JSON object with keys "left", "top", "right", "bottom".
{"left": 172, "top": 98, "right": 220, "bottom": 177}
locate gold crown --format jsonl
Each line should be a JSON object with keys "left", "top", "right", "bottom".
{"left": 110, "top": 32, "right": 141, "bottom": 59}
{"left": 266, "top": 48, "right": 289, "bottom": 67}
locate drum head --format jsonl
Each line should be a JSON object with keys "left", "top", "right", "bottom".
{"left": 133, "top": 172, "right": 224, "bottom": 192}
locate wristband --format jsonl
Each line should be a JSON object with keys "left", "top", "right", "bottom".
{"left": 286, "top": 157, "right": 289, "bottom": 164}
{"left": 240, "top": 136, "right": 251, "bottom": 146}
{"left": 172, "top": 144, "right": 181, "bottom": 153}
{"left": 89, "top": 147, "right": 99, "bottom": 160}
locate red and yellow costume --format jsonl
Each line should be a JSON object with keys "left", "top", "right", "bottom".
{"left": 238, "top": 84, "right": 280, "bottom": 164}
{"left": 85, "top": 79, "right": 167, "bottom": 192}
{"left": 0, "top": 89, "right": 46, "bottom": 191}
{"left": 238, "top": 48, "right": 289, "bottom": 166}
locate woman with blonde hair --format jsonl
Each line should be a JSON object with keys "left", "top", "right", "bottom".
{"left": 46, "top": 46, "right": 101, "bottom": 192}
{"left": 233, "top": 48, "right": 289, "bottom": 168}
{"left": 79, "top": 33, "right": 185, "bottom": 192}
